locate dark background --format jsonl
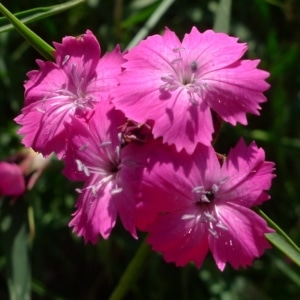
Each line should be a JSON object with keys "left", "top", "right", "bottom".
{"left": 0, "top": 0, "right": 300, "bottom": 299}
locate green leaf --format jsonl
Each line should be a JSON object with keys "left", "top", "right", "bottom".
{"left": 0, "top": 3, "right": 54, "bottom": 60}
{"left": 126, "top": 0, "right": 175, "bottom": 50}
{"left": 121, "top": 4, "right": 157, "bottom": 28}
{"left": 213, "top": 0, "right": 232, "bottom": 33}
{"left": 0, "top": 1, "right": 85, "bottom": 60}
{"left": 268, "top": 253, "right": 300, "bottom": 286}
{"left": 0, "top": 199, "right": 31, "bottom": 300}
{"left": 0, "top": 0, "right": 85, "bottom": 33}
{"left": 257, "top": 208, "right": 300, "bottom": 267}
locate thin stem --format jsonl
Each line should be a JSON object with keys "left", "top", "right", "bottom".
{"left": 108, "top": 239, "right": 152, "bottom": 300}
{"left": 125, "top": 0, "right": 175, "bottom": 50}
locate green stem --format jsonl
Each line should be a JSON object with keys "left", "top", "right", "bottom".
{"left": 108, "top": 239, "right": 152, "bottom": 300}
{"left": 0, "top": 3, "right": 54, "bottom": 60}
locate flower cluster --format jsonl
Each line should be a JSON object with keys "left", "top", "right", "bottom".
{"left": 15, "top": 27, "right": 275, "bottom": 270}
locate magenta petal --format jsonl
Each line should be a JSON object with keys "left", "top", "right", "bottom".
{"left": 69, "top": 181, "right": 118, "bottom": 243}
{"left": 54, "top": 29, "right": 100, "bottom": 78}
{"left": 95, "top": 45, "right": 125, "bottom": 92}
{"left": 147, "top": 210, "right": 209, "bottom": 268}
{"left": 150, "top": 93, "right": 214, "bottom": 152}
{"left": 209, "top": 203, "right": 273, "bottom": 271}
{"left": 111, "top": 189, "right": 137, "bottom": 239}
{"left": 219, "top": 139, "right": 275, "bottom": 206}
{"left": 203, "top": 60, "right": 270, "bottom": 125}
{"left": 15, "top": 95, "right": 71, "bottom": 158}
{"left": 182, "top": 27, "right": 247, "bottom": 71}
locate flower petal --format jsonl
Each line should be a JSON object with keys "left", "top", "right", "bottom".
{"left": 147, "top": 210, "right": 209, "bottom": 268}
{"left": 203, "top": 60, "right": 270, "bottom": 125}
{"left": 54, "top": 30, "right": 100, "bottom": 79}
{"left": 182, "top": 27, "right": 247, "bottom": 72}
{"left": 69, "top": 179, "right": 118, "bottom": 243}
{"left": 209, "top": 203, "right": 273, "bottom": 271}
{"left": 219, "top": 139, "right": 275, "bottom": 206}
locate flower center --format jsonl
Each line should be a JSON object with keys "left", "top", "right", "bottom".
{"left": 192, "top": 183, "right": 219, "bottom": 204}
{"left": 159, "top": 47, "right": 208, "bottom": 105}
{"left": 37, "top": 56, "right": 97, "bottom": 117}
{"left": 181, "top": 183, "right": 229, "bottom": 239}
{"left": 74, "top": 141, "right": 123, "bottom": 198}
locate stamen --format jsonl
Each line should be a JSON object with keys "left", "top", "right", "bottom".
{"left": 215, "top": 222, "right": 228, "bottom": 231}
{"left": 208, "top": 228, "right": 219, "bottom": 238}
{"left": 111, "top": 187, "right": 123, "bottom": 195}
{"left": 159, "top": 83, "right": 178, "bottom": 92}
{"left": 82, "top": 165, "right": 90, "bottom": 177}
{"left": 62, "top": 55, "right": 70, "bottom": 66}
{"left": 75, "top": 159, "right": 90, "bottom": 176}
{"left": 36, "top": 106, "right": 46, "bottom": 113}
{"left": 115, "top": 146, "right": 120, "bottom": 160}
{"left": 204, "top": 212, "right": 216, "bottom": 222}
{"left": 171, "top": 57, "right": 182, "bottom": 64}
{"left": 91, "top": 185, "right": 97, "bottom": 197}
{"left": 212, "top": 183, "right": 219, "bottom": 194}
{"left": 100, "top": 141, "right": 112, "bottom": 148}
{"left": 75, "top": 159, "right": 84, "bottom": 172}
{"left": 192, "top": 186, "right": 204, "bottom": 193}
{"left": 201, "top": 194, "right": 210, "bottom": 203}
{"left": 161, "top": 75, "right": 175, "bottom": 83}
{"left": 181, "top": 214, "right": 196, "bottom": 220}
{"left": 193, "top": 185, "right": 217, "bottom": 204}
{"left": 190, "top": 61, "right": 198, "bottom": 73}
{"left": 79, "top": 143, "right": 89, "bottom": 151}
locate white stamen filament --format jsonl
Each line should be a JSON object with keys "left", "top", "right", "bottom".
{"left": 100, "top": 141, "right": 112, "bottom": 148}
{"left": 79, "top": 143, "right": 89, "bottom": 151}
{"left": 216, "top": 222, "right": 228, "bottom": 231}
{"left": 62, "top": 55, "right": 70, "bottom": 66}
{"left": 111, "top": 187, "right": 123, "bottom": 195}
{"left": 75, "top": 159, "right": 84, "bottom": 172}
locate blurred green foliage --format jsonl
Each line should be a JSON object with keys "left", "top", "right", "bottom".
{"left": 0, "top": 0, "right": 300, "bottom": 299}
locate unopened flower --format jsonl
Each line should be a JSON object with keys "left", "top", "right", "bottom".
{"left": 63, "top": 100, "right": 149, "bottom": 243}
{"left": 15, "top": 30, "right": 124, "bottom": 158}
{"left": 113, "top": 27, "right": 270, "bottom": 153}
{"left": 0, "top": 162, "right": 25, "bottom": 197}
{"left": 136, "top": 139, "right": 275, "bottom": 270}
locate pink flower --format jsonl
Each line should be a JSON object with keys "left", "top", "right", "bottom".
{"left": 63, "top": 100, "right": 148, "bottom": 243}
{"left": 136, "top": 139, "right": 275, "bottom": 270}
{"left": 15, "top": 30, "right": 124, "bottom": 158}
{"left": 0, "top": 162, "right": 25, "bottom": 197}
{"left": 112, "top": 27, "right": 270, "bottom": 153}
